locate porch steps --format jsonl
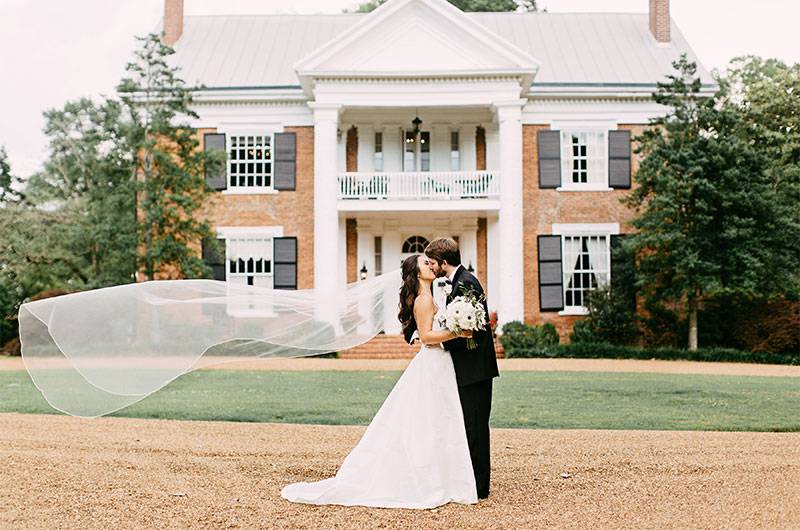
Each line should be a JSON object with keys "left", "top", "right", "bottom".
{"left": 338, "top": 334, "right": 505, "bottom": 359}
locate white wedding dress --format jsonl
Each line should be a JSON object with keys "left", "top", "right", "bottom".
{"left": 280, "top": 300, "right": 478, "bottom": 509}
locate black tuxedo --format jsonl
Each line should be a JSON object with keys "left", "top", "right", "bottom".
{"left": 440, "top": 265, "right": 498, "bottom": 499}
{"left": 441, "top": 266, "right": 500, "bottom": 387}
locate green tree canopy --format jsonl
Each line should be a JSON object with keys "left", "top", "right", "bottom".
{"left": 622, "top": 54, "right": 800, "bottom": 350}
{"left": 117, "top": 32, "right": 224, "bottom": 281}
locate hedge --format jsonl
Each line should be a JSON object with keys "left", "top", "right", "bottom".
{"left": 503, "top": 340, "right": 800, "bottom": 366}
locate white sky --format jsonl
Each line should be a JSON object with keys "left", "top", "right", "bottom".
{"left": 1, "top": 0, "right": 798, "bottom": 178}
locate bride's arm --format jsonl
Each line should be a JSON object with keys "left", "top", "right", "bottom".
{"left": 413, "top": 295, "right": 471, "bottom": 345}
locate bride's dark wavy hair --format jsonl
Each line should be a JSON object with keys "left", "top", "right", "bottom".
{"left": 398, "top": 254, "right": 421, "bottom": 344}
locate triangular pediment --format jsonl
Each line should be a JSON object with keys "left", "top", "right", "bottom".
{"left": 295, "top": 0, "right": 539, "bottom": 80}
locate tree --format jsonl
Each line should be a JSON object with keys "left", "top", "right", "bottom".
{"left": 0, "top": 146, "right": 24, "bottom": 205}
{"left": 622, "top": 53, "right": 799, "bottom": 350}
{"left": 346, "top": 0, "right": 538, "bottom": 13}
{"left": 24, "top": 97, "right": 139, "bottom": 287}
{"left": 117, "top": 33, "right": 224, "bottom": 281}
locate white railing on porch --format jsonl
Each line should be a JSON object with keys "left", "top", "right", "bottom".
{"left": 337, "top": 170, "right": 500, "bottom": 201}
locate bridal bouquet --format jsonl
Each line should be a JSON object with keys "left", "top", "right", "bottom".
{"left": 444, "top": 287, "right": 487, "bottom": 350}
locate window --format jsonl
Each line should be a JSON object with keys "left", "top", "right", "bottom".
{"left": 374, "top": 132, "right": 384, "bottom": 172}
{"left": 228, "top": 134, "right": 272, "bottom": 190}
{"left": 560, "top": 130, "right": 608, "bottom": 189}
{"left": 403, "top": 130, "right": 430, "bottom": 172}
{"left": 226, "top": 235, "right": 274, "bottom": 288}
{"left": 450, "top": 131, "right": 460, "bottom": 171}
{"left": 562, "top": 234, "right": 610, "bottom": 311}
{"left": 374, "top": 236, "right": 383, "bottom": 276}
{"left": 402, "top": 235, "right": 430, "bottom": 254}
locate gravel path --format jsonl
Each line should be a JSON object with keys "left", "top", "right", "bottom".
{"left": 3, "top": 355, "right": 799, "bottom": 377}
{"left": 2, "top": 413, "right": 799, "bottom": 529}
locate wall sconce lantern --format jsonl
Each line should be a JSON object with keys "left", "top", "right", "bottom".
{"left": 467, "top": 262, "right": 475, "bottom": 273}
{"left": 411, "top": 116, "right": 422, "bottom": 136}
{"left": 360, "top": 263, "right": 368, "bottom": 280}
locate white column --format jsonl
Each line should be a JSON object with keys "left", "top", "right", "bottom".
{"left": 357, "top": 124, "right": 374, "bottom": 172}
{"left": 494, "top": 100, "right": 525, "bottom": 327}
{"left": 459, "top": 123, "right": 477, "bottom": 171}
{"left": 459, "top": 218, "right": 478, "bottom": 274}
{"left": 338, "top": 216, "right": 347, "bottom": 286}
{"left": 382, "top": 222, "right": 402, "bottom": 334}
{"left": 310, "top": 102, "right": 342, "bottom": 327}
{"left": 487, "top": 214, "right": 500, "bottom": 314}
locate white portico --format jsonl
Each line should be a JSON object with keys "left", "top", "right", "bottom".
{"left": 295, "top": 0, "right": 540, "bottom": 329}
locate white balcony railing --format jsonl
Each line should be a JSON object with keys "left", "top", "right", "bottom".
{"left": 337, "top": 170, "right": 500, "bottom": 201}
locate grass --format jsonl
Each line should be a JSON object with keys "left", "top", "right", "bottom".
{"left": 1, "top": 369, "right": 799, "bottom": 431}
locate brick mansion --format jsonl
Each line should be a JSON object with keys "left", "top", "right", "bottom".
{"left": 159, "top": 0, "right": 716, "bottom": 339}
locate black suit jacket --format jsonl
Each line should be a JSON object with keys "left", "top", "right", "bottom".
{"left": 441, "top": 266, "right": 500, "bottom": 387}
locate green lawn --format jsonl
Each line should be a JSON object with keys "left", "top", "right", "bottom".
{"left": 2, "top": 369, "right": 798, "bottom": 431}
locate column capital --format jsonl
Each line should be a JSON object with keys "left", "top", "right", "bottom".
{"left": 308, "top": 102, "right": 342, "bottom": 122}
{"left": 492, "top": 99, "right": 526, "bottom": 122}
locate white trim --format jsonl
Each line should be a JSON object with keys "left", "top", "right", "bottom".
{"left": 215, "top": 226, "right": 284, "bottom": 239}
{"left": 217, "top": 130, "right": 278, "bottom": 193}
{"left": 558, "top": 307, "right": 590, "bottom": 316}
{"left": 293, "top": 0, "right": 539, "bottom": 95}
{"left": 556, "top": 185, "right": 613, "bottom": 192}
{"left": 221, "top": 189, "right": 279, "bottom": 196}
{"left": 552, "top": 223, "right": 620, "bottom": 235}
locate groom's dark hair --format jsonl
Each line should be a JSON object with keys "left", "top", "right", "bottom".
{"left": 424, "top": 237, "right": 461, "bottom": 266}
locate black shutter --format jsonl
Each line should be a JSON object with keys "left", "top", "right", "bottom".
{"left": 608, "top": 130, "right": 631, "bottom": 189}
{"left": 537, "top": 129, "right": 561, "bottom": 188}
{"left": 273, "top": 237, "right": 297, "bottom": 290}
{"left": 538, "top": 235, "right": 564, "bottom": 311}
{"left": 274, "top": 132, "right": 296, "bottom": 191}
{"left": 203, "top": 133, "right": 227, "bottom": 191}
{"left": 202, "top": 236, "right": 226, "bottom": 281}
{"left": 610, "top": 234, "right": 637, "bottom": 310}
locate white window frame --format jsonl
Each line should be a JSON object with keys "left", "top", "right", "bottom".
{"left": 551, "top": 120, "right": 616, "bottom": 192}
{"left": 552, "top": 223, "right": 619, "bottom": 315}
{"left": 219, "top": 129, "right": 280, "bottom": 196}
{"left": 373, "top": 131, "right": 384, "bottom": 172}
{"left": 450, "top": 130, "right": 461, "bottom": 171}
{"left": 216, "top": 226, "right": 284, "bottom": 317}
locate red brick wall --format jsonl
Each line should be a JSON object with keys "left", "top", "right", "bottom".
{"left": 477, "top": 217, "right": 487, "bottom": 291}
{"left": 346, "top": 218, "right": 357, "bottom": 283}
{"left": 346, "top": 126, "right": 358, "bottom": 172}
{"left": 522, "top": 124, "right": 647, "bottom": 340}
{"left": 476, "top": 126, "right": 486, "bottom": 171}
{"left": 198, "top": 126, "right": 315, "bottom": 289}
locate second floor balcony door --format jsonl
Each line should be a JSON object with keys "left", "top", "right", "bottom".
{"left": 403, "top": 130, "right": 430, "bottom": 172}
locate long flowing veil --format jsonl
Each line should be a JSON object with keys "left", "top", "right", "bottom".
{"left": 18, "top": 269, "right": 402, "bottom": 418}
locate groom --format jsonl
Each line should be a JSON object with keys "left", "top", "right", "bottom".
{"left": 424, "top": 237, "right": 499, "bottom": 500}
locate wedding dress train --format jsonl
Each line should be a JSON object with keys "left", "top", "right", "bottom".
{"left": 280, "top": 314, "right": 478, "bottom": 509}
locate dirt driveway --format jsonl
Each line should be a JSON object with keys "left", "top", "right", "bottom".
{"left": 2, "top": 413, "right": 799, "bottom": 529}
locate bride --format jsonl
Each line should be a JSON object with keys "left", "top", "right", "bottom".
{"left": 280, "top": 254, "right": 478, "bottom": 509}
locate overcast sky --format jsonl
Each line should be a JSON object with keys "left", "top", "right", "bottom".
{"left": 1, "top": 0, "right": 797, "bottom": 178}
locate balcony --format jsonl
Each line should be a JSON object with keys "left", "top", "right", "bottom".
{"left": 337, "top": 170, "right": 500, "bottom": 211}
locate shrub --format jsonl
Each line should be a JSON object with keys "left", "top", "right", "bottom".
{"left": 504, "top": 340, "right": 799, "bottom": 365}
{"left": 499, "top": 321, "right": 560, "bottom": 357}
{"left": 569, "top": 284, "right": 641, "bottom": 346}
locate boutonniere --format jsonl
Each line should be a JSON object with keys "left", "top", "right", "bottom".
{"left": 443, "top": 283, "right": 452, "bottom": 296}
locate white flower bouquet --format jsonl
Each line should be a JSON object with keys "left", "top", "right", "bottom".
{"left": 444, "top": 288, "right": 487, "bottom": 350}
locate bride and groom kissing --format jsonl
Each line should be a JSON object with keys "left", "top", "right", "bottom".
{"left": 281, "top": 237, "right": 499, "bottom": 509}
